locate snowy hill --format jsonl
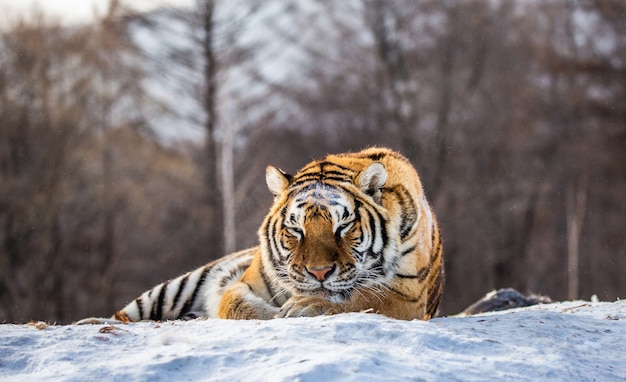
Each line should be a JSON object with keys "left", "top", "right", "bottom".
{"left": 1, "top": 300, "right": 625, "bottom": 381}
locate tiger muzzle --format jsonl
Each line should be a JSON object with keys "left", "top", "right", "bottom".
{"left": 305, "top": 264, "right": 336, "bottom": 281}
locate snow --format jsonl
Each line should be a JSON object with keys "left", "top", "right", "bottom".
{"left": 1, "top": 300, "right": 625, "bottom": 381}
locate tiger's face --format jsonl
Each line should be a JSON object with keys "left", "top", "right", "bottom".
{"left": 262, "top": 163, "right": 399, "bottom": 303}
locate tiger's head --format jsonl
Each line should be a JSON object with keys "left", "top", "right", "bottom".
{"left": 259, "top": 161, "right": 401, "bottom": 303}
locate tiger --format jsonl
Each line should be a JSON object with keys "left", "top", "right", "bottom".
{"left": 78, "top": 147, "right": 444, "bottom": 323}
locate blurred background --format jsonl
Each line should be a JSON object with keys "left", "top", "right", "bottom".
{"left": 0, "top": 0, "right": 624, "bottom": 324}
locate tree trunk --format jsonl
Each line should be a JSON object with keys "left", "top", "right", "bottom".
{"left": 202, "top": 0, "right": 224, "bottom": 255}
{"left": 430, "top": 4, "right": 458, "bottom": 196}
{"left": 220, "top": 115, "right": 236, "bottom": 254}
{"left": 565, "top": 176, "right": 587, "bottom": 300}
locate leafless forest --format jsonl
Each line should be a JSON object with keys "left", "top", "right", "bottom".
{"left": 0, "top": 0, "right": 624, "bottom": 323}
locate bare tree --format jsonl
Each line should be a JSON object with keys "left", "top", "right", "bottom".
{"left": 0, "top": 14, "right": 82, "bottom": 322}
{"left": 135, "top": 0, "right": 265, "bottom": 256}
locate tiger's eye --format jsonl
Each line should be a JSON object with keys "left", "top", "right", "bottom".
{"left": 336, "top": 222, "right": 354, "bottom": 238}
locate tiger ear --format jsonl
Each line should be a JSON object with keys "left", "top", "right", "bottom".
{"left": 358, "top": 163, "right": 387, "bottom": 203}
{"left": 266, "top": 165, "right": 292, "bottom": 196}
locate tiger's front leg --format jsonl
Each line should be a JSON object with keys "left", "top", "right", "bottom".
{"left": 217, "top": 281, "right": 279, "bottom": 319}
{"left": 217, "top": 255, "right": 281, "bottom": 320}
{"left": 276, "top": 295, "right": 344, "bottom": 318}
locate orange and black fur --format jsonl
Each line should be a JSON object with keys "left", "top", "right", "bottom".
{"left": 80, "top": 147, "right": 444, "bottom": 322}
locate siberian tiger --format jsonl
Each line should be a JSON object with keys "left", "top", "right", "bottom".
{"left": 79, "top": 147, "right": 444, "bottom": 323}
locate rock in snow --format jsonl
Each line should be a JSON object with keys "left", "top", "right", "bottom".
{"left": 1, "top": 300, "right": 625, "bottom": 381}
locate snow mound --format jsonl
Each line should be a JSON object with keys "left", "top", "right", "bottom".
{"left": 1, "top": 300, "right": 625, "bottom": 381}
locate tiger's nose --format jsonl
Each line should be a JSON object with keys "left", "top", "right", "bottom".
{"left": 306, "top": 265, "right": 335, "bottom": 281}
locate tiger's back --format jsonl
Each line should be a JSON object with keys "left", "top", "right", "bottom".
{"left": 109, "top": 248, "right": 255, "bottom": 322}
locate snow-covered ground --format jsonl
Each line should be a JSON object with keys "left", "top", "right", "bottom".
{"left": 1, "top": 300, "right": 625, "bottom": 381}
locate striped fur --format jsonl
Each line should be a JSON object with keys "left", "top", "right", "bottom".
{"left": 98, "top": 147, "right": 443, "bottom": 322}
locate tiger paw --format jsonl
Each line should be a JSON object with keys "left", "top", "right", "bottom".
{"left": 276, "top": 296, "right": 343, "bottom": 318}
